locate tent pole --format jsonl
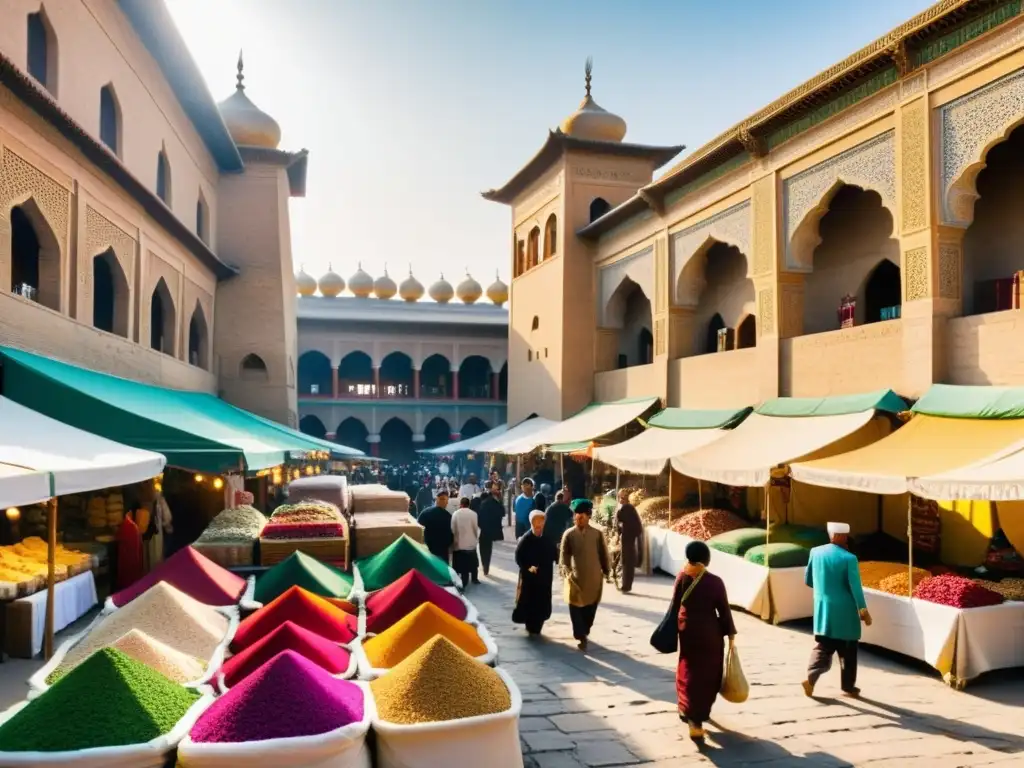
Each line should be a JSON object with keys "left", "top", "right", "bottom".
{"left": 559, "top": 453, "right": 565, "bottom": 491}
{"left": 698, "top": 480, "right": 703, "bottom": 511}
{"left": 669, "top": 469, "right": 674, "bottom": 522}
{"left": 615, "top": 467, "right": 620, "bottom": 491}
{"left": 44, "top": 497, "right": 57, "bottom": 660}
{"left": 907, "top": 495, "right": 913, "bottom": 600}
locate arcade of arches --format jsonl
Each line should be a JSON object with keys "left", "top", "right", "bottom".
{"left": 297, "top": 350, "right": 508, "bottom": 401}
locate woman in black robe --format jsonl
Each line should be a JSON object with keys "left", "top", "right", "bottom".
{"left": 512, "top": 510, "right": 558, "bottom": 636}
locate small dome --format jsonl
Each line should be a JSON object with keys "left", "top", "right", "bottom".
{"left": 374, "top": 268, "right": 397, "bottom": 300}
{"left": 429, "top": 274, "right": 454, "bottom": 304}
{"left": 456, "top": 273, "right": 483, "bottom": 304}
{"left": 296, "top": 266, "right": 316, "bottom": 297}
{"left": 318, "top": 264, "right": 345, "bottom": 298}
{"left": 399, "top": 269, "right": 424, "bottom": 302}
{"left": 217, "top": 54, "right": 282, "bottom": 149}
{"left": 487, "top": 273, "right": 509, "bottom": 306}
{"left": 559, "top": 58, "right": 626, "bottom": 143}
{"left": 348, "top": 263, "right": 374, "bottom": 298}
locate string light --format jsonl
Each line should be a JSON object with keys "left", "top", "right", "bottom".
{"left": 213, "top": 478, "right": 225, "bottom": 490}
{"left": 194, "top": 474, "right": 204, "bottom": 484}
{"left": 5, "top": 507, "right": 20, "bottom": 521}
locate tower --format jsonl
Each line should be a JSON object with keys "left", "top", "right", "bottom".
{"left": 483, "top": 59, "right": 682, "bottom": 423}
{"left": 213, "top": 54, "right": 308, "bottom": 425}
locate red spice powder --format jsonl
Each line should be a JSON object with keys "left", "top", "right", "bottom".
{"left": 365, "top": 569, "right": 468, "bottom": 634}
{"left": 232, "top": 586, "right": 357, "bottom": 652}
{"left": 219, "top": 620, "right": 352, "bottom": 688}
{"left": 111, "top": 546, "right": 246, "bottom": 608}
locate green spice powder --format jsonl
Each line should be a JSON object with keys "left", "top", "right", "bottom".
{"left": 0, "top": 648, "right": 199, "bottom": 752}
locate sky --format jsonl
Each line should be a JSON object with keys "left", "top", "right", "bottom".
{"left": 165, "top": 0, "right": 935, "bottom": 289}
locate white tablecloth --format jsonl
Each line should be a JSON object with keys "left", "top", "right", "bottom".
{"left": 15, "top": 570, "right": 98, "bottom": 657}
{"left": 953, "top": 600, "right": 1024, "bottom": 684}
{"left": 768, "top": 566, "right": 814, "bottom": 623}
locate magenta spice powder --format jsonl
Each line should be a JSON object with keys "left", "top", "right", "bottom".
{"left": 191, "top": 650, "right": 364, "bottom": 743}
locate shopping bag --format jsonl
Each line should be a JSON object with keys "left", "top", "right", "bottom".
{"left": 720, "top": 646, "right": 749, "bottom": 703}
{"left": 649, "top": 570, "right": 703, "bottom": 654}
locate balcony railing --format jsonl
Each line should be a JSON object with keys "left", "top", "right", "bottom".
{"left": 299, "top": 380, "right": 504, "bottom": 401}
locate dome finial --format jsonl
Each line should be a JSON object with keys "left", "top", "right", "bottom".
{"left": 585, "top": 56, "right": 593, "bottom": 98}
{"left": 236, "top": 50, "right": 245, "bottom": 91}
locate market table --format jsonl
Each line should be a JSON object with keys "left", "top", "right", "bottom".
{"left": 4, "top": 569, "right": 98, "bottom": 658}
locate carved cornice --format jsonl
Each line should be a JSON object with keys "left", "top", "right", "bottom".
{"left": 737, "top": 129, "right": 767, "bottom": 159}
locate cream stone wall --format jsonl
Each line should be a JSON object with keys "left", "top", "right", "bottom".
{"left": 779, "top": 322, "right": 904, "bottom": 397}
{"left": 668, "top": 349, "right": 760, "bottom": 408}
{"left": 594, "top": 362, "right": 663, "bottom": 402}
{"left": 0, "top": 1, "right": 219, "bottom": 244}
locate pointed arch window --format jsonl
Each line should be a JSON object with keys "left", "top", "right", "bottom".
{"left": 196, "top": 190, "right": 209, "bottom": 243}
{"left": 543, "top": 214, "right": 557, "bottom": 259}
{"left": 156, "top": 149, "right": 172, "bottom": 205}
{"left": 99, "top": 84, "right": 121, "bottom": 156}
{"left": 27, "top": 9, "right": 58, "bottom": 95}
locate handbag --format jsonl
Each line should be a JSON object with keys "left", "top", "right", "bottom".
{"left": 720, "top": 646, "right": 749, "bottom": 703}
{"left": 650, "top": 569, "right": 704, "bottom": 654}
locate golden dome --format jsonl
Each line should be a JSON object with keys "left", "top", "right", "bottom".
{"left": 295, "top": 266, "right": 316, "bottom": 297}
{"left": 374, "top": 268, "right": 398, "bottom": 300}
{"left": 487, "top": 273, "right": 509, "bottom": 306}
{"left": 217, "top": 53, "right": 282, "bottom": 149}
{"left": 399, "top": 269, "right": 424, "bottom": 302}
{"left": 429, "top": 274, "right": 454, "bottom": 304}
{"left": 456, "top": 272, "right": 483, "bottom": 304}
{"left": 559, "top": 58, "right": 626, "bottom": 144}
{"left": 348, "top": 263, "right": 374, "bottom": 298}
{"left": 318, "top": 264, "right": 345, "bottom": 297}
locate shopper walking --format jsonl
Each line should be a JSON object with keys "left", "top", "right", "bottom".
{"left": 559, "top": 499, "right": 610, "bottom": 652}
{"left": 542, "top": 490, "right": 573, "bottom": 550}
{"left": 417, "top": 489, "right": 454, "bottom": 565}
{"left": 802, "top": 522, "right": 871, "bottom": 698}
{"left": 450, "top": 497, "right": 481, "bottom": 586}
{"left": 477, "top": 481, "right": 505, "bottom": 577}
{"left": 613, "top": 488, "right": 644, "bottom": 593}
{"left": 512, "top": 510, "right": 558, "bottom": 636}
{"left": 514, "top": 478, "right": 537, "bottom": 538}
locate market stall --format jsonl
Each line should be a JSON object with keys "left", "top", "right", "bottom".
{"left": 657, "top": 390, "right": 907, "bottom": 622}
{"left": 470, "top": 416, "right": 558, "bottom": 455}
{"left": 528, "top": 396, "right": 660, "bottom": 450}
{"left": 790, "top": 384, "right": 1024, "bottom": 685}
{"left": 418, "top": 423, "right": 509, "bottom": 455}
{"left": 0, "top": 396, "right": 166, "bottom": 657}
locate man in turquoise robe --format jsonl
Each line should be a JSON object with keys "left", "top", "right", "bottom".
{"left": 802, "top": 522, "right": 872, "bottom": 698}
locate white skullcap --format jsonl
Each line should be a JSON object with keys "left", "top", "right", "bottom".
{"left": 826, "top": 522, "right": 850, "bottom": 535}
{"left": 529, "top": 510, "right": 545, "bottom": 524}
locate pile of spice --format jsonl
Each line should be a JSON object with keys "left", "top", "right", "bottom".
{"left": 219, "top": 620, "right": 353, "bottom": 689}
{"left": 192, "top": 651, "right": 364, "bottom": 743}
{"left": 859, "top": 561, "right": 929, "bottom": 590}
{"left": 913, "top": 574, "right": 1005, "bottom": 608}
{"left": 976, "top": 577, "right": 1024, "bottom": 601}
{"left": 196, "top": 506, "right": 267, "bottom": 544}
{"left": 877, "top": 570, "right": 931, "bottom": 597}
{"left": 371, "top": 636, "right": 510, "bottom": 725}
{"left": 271, "top": 500, "right": 343, "bottom": 524}
{"left": 254, "top": 551, "right": 353, "bottom": 604}
{"left": 48, "top": 629, "right": 206, "bottom": 686}
{"left": 261, "top": 520, "right": 346, "bottom": 539}
{"left": 356, "top": 534, "right": 452, "bottom": 591}
{"left": 232, "top": 586, "right": 357, "bottom": 652}
{"left": 58, "top": 582, "right": 228, "bottom": 674}
{"left": 363, "top": 602, "right": 487, "bottom": 668}
{"left": 365, "top": 569, "right": 467, "bottom": 634}
{"left": 635, "top": 497, "right": 690, "bottom": 527}
{"left": 110, "top": 546, "right": 246, "bottom": 608}
{"left": 0, "top": 648, "right": 199, "bottom": 752}
{"left": 671, "top": 509, "right": 746, "bottom": 540}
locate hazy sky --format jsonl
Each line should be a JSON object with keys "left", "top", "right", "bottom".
{"left": 165, "top": 0, "right": 933, "bottom": 289}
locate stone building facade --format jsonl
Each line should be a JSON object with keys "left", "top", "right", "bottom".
{"left": 491, "top": 0, "right": 1024, "bottom": 424}
{"left": 0, "top": 0, "right": 304, "bottom": 426}
{"left": 294, "top": 266, "right": 509, "bottom": 462}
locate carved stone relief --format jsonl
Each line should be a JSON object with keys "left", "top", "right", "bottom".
{"left": 758, "top": 287, "right": 775, "bottom": 337}
{"left": 669, "top": 200, "right": 751, "bottom": 306}
{"left": 752, "top": 177, "right": 774, "bottom": 276}
{"left": 597, "top": 246, "right": 654, "bottom": 327}
{"left": 901, "top": 71, "right": 926, "bottom": 100}
{"left": 929, "top": 19, "right": 1024, "bottom": 90}
{"left": 655, "top": 318, "right": 666, "bottom": 357}
{"left": 654, "top": 238, "right": 668, "bottom": 315}
{"left": 938, "top": 242, "right": 961, "bottom": 300}
{"left": 904, "top": 246, "right": 929, "bottom": 301}
{"left": 783, "top": 131, "right": 896, "bottom": 271}
{"left": 84, "top": 206, "right": 136, "bottom": 311}
{"left": 0, "top": 148, "right": 70, "bottom": 242}
{"left": 940, "top": 68, "right": 1024, "bottom": 227}
{"left": 779, "top": 280, "right": 805, "bottom": 340}
{"left": 901, "top": 99, "right": 928, "bottom": 234}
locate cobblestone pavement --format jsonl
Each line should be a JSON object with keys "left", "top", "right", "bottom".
{"left": 470, "top": 530, "right": 1024, "bottom": 768}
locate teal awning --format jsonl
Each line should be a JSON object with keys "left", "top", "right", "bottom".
{"left": 0, "top": 347, "right": 348, "bottom": 472}
{"left": 913, "top": 384, "right": 1024, "bottom": 419}
{"left": 756, "top": 389, "right": 907, "bottom": 417}
{"left": 236, "top": 406, "right": 363, "bottom": 458}
{"left": 647, "top": 406, "right": 752, "bottom": 430}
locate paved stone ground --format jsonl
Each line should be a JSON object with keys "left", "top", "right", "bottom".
{"left": 469, "top": 530, "right": 1024, "bottom": 768}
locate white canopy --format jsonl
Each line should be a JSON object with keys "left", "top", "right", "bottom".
{"left": 909, "top": 447, "right": 1024, "bottom": 501}
{"left": 528, "top": 397, "right": 659, "bottom": 451}
{"left": 472, "top": 417, "right": 558, "bottom": 455}
{"left": 670, "top": 410, "right": 879, "bottom": 487}
{"left": 0, "top": 397, "right": 167, "bottom": 508}
{"left": 418, "top": 423, "right": 509, "bottom": 455}
{"left": 593, "top": 427, "right": 729, "bottom": 475}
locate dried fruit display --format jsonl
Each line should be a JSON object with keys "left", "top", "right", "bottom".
{"left": 670, "top": 509, "right": 746, "bottom": 541}
{"left": 913, "top": 574, "right": 1004, "bottom": 608}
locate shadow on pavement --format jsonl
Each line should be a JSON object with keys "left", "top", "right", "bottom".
{"left": 702, "top": 726, "right": 852, "bottom": 767}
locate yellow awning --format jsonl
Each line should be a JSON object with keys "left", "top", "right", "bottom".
{"left": 790, "top": 415, "right": 1024, "bottom": 495}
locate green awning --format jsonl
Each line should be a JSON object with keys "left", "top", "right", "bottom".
{"left": 912, "top": 384, "right": 1024, "bottom": 419}
{"left": 0, "top": 347, "right": 335, "bottom": 472}
{"left": 647, "top": 406, "right": 752, "bottom": 430}
{"left": 755, "top": 389, "right": 907, "bottom": 417}
{"left": 233, "top": 405, "right": 363, "bottom": 458}
{"left": 548, "top": 441, "right": 593, "bottom": 454}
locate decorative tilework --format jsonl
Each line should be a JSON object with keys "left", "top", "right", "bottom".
{"left": 938, "top": 243, "right": 961, "bottom": 300}
{"left": 901, "top": 99, "right": 928, "bottom": 234}
{"left": 669, "top": 200, "right": 751, "bottom": 306}
{"left": 598, "top": 247, "right": 654, "bottom": 327}
{"left": 752, "top": 177, "right": 775, "bottom": 276}
{"left": 0, "top": 148, "right": 69, "bottom": 245}
{"left": 655, "top": 318, "right": 666, "bottom": 356}
{"left": 783, "top": 131, "right": 896, "bottom": 270}
{"left": 904, "top": 246, "right": 929, "bottom": 301}
{"left": 758, "top": 287, "right": 775, "bottom": 336}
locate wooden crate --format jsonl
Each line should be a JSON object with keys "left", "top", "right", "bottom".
{"left": 352, "top": 512, "right": 423, "bottom": 561}
{"left": 192, "top": 541, "right": 256, "bottom": 568}
{"left": 258, "top": 537, "right": 350, "bottom": 569}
